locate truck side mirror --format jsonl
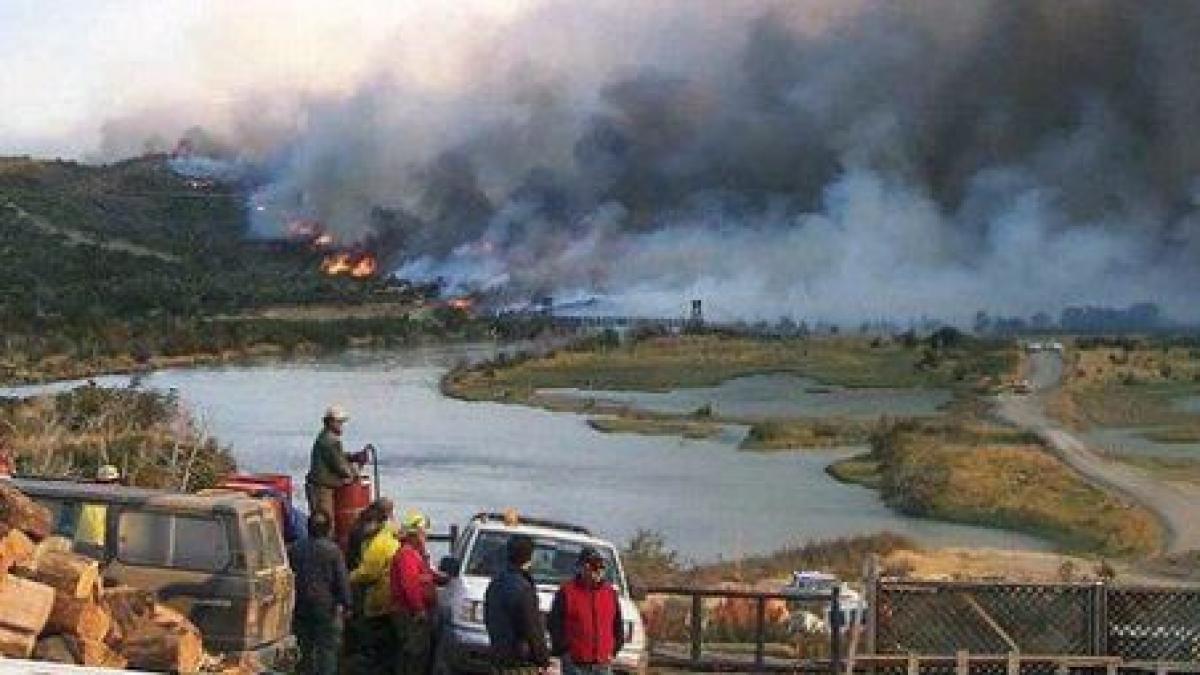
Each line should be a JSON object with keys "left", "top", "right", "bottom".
{"left": 438, "top": 556, "right": 461, "bottom": 577}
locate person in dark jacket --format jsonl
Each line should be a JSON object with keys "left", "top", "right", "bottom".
{"left": 306, "top": 404, "right": 359, "bottom": 521}
{"left": 484, "top": 535, "right": 550, "bottom": 674}
{"left": 288, "top": 512, "right": 351, "bottom": 675}
{"left": 548, "top": 547, "right": 624, "bottom": 675}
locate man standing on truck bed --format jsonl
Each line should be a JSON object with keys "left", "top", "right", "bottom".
{"left": 306, "top": 404, "right": 358, "bottom": 521}
{"left": 289, "top": 512, "right": 351, "bottom": 675}
{"left": 484, "top": 535, "right": 550, "bottom": 674}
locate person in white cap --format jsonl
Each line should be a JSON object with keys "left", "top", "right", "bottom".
{"left": 305, "top": 405, "right": 359, "bottom": 522}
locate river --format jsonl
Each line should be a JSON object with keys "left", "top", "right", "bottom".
{"left": 1, "top": 346, "right": 1049, "bottom": 560}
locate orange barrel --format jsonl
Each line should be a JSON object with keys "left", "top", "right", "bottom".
{"left": 333, "top": 477, "right": 372, "bottom": 553}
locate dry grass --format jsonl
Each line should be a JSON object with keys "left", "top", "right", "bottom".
{"left": 587, "top": 415, "right": 722, "bottom": 440}
{"left": 739, "top": 418, "right": 870, "bottom": 451}
{"left": 444, "top": 335, "right": 1018, "bottom": 403}
{"left": 0, "top": 387, "right": 234, "bottom": 490}
{"left": 874, "top": 420, "right": 1163, "bottom": 557}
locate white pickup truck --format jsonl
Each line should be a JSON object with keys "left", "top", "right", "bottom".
{"left": 434, "top": 512, "right": 648, "bottom": 675}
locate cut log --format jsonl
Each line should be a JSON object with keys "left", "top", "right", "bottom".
{"left": 0, "top": 527, "right": 35, "bottom": 574}
{"left": 0, "top": 625, "right": 37, "bottom": 659}
{"left": 0, "top": 575, "right": 54, "bottom": 634}
{"left": 100, "top": 584, "right": 156, "bottom": 644}
{"left": 47, "top": 591, "right": 112, "bottom": 642}
{"left": 76, "top": 636, "right": 128, "bottom": 669}
{"left": 28, "top": 549, "right": 101, "bottom": 600}
{"left": 0, "top": 481, "right": 52, "bottom": 541}
{"left": 33, "top": 634, "right": 80, "bottom": 665}
{"left": 121, "top": 619, "right": 204, "bottom": 674}
{"left": 34, "top": 634, "right": 128, "bottom": 669}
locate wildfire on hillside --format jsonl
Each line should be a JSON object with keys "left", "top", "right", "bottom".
{"left": 321, "top": 251, "right": 378, "bottom": 279}
{"left": 446, "top": 296, "right": 474, "bottom": 311}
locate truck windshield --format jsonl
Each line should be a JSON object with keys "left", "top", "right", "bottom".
{"left": 464, "top": 531, "right": 623, "bottom": 592}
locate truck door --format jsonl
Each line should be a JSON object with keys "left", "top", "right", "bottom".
{"left": 103, "top": 507, "right": 252, "bottom": 654}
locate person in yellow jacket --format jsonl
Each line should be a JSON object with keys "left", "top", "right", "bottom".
{"left": 76, "top": 465, "right": 121, "bottom": 552}
{"left": 348, "top": 501, "right": 399, "bottom": 674}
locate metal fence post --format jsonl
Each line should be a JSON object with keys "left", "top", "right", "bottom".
{"left": 1093, "top": 581, "right": 1108, "bottom": 656}
{"left": 831, "top": 587, "right": 843, "bottom": 675}
{"left": 690, "top": 592, "right": 703, "bottom": 668}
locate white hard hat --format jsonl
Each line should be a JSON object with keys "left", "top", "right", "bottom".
{"left": 96, "top": 465, "right": 120, "bottom": 482}
{"left": 324, "top": 404, "right": 350, "bottom": 421}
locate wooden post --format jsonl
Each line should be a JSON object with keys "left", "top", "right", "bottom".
{"left": 1105, "top": 663, "right": 1117, "bottom": 675}
{"left": 753, "top": 595, "right": 766, "bottom": 671}
{"left": 1006, "top": 652, "right": 1019, "bottom": 675}
{"left": 690, "top": 592, "right": 702, "bottom": 668}
{"left": 907, "top": 653, "right": 920, "bottom": 675}
{"left": 865, "top": 554, "right": 879, "bottom": 656}
{"left": 955, "top": 650, "right": 969, "bottom": 675}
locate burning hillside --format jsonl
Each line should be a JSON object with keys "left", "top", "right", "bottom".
{"left": 141, "top": 1, "right": 1200, "bottom": 323}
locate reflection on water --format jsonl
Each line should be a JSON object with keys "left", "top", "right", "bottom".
{"left": 545, "top": 373, "right": 954, "bottom": 420}
{"left": 0, "top": 347, "right": 1047, "bottom": 560}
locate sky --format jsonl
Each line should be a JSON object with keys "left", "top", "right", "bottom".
{"left": 0, "top": 0, "right": 535, "bottom": 158}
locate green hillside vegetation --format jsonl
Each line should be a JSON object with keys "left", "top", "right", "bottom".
{"left": 0, "top": 156, "right": 494, "bottom": 382}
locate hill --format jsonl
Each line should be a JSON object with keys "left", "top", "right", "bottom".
{"left": 0, "top": 156, "right": 485, "bottom": 383}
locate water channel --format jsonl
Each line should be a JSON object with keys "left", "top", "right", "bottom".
{"left": 1, "top": 346, "right": 1049, "bottom": 560}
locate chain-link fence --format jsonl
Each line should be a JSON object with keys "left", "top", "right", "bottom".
{"left": 870, "top": 579, "right": 1200, "bottom": 666}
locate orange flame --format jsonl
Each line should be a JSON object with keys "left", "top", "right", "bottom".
{"left": 321, "top": 251, "right": 378, "bottom": 279}
{"left": 447, "top": 297, "right": 475, "bottom": 311}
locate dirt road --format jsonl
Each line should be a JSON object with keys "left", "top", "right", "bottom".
{"left": 3, "top": 201, "right": 181, "bottom": 264}
{"left": 996, "top": 352, "right": 1200, "bottom": 555}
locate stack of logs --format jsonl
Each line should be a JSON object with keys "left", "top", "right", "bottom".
{"left": 0, "top": 481, "right": 204, "bottom": 672}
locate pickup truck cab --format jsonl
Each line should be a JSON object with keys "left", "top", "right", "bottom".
{"left": 12, "top": 477, "right": 294, "bottom": 667}
{"left": 435, "top": 512, "right": 648, "bottom": 674}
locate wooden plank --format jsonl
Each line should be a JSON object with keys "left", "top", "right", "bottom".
{"left": 907, "top": 653, "right": 920, "bottom": 675}
{"left": 956, "top": 650, "right": 969, "bottom": 675}
{"left": 1007, "top": 651, "right": 1020, "bottom": 675}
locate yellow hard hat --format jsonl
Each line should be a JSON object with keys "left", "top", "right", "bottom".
{"left": 401, "top": 510, "right": 430, "bottom": 534}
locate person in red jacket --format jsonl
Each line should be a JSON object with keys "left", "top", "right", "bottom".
{"left": 548, "top": 547, "right": 625, "bottom": 675}
{"left": 390, "top": 511, "right": 445, "bottom": 675}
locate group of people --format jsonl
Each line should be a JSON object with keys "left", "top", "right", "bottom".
{"left": 289, "top": 404, "right": 626, "bottom": 675}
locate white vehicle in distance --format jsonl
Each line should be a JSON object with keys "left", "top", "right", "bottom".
{"left": 434, "top": 512, "right": 649, "bottom": 675}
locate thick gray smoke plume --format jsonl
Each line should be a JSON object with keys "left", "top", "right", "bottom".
{"left": 167, "top": 1, "right": 1200, "bottom": 321}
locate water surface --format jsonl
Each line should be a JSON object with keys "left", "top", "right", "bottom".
{"left": 544, "top": 373, "right": 953, "bottom": 420}
{"left": 1, "top": 348, "right": 1047, "bottom": 560}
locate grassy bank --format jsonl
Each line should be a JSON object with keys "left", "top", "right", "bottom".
{"left": 0, "top": 386, "right": 235, "bottom": 490}
{"left": 444, "top": 334, "right": 1018, "bottom": 402}
{"left": 827, "top": 419, "right": 1162, "bottom": 557}
{"left": 587, "top": 415, "right": 723, "bottom": 440}
{"left": 0, "top": 311, "right": 494, "bottom": 386}
{"left": 739, "top": 418, "right": 870, "bottom": 451}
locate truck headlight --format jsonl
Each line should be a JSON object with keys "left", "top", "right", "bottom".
{"left": 456, "top": 599, "right": 485, "bottom": 625}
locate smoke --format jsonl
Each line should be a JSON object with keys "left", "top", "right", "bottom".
{"left": 31, "top": 0, "right": 1200, "bottom": 321}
